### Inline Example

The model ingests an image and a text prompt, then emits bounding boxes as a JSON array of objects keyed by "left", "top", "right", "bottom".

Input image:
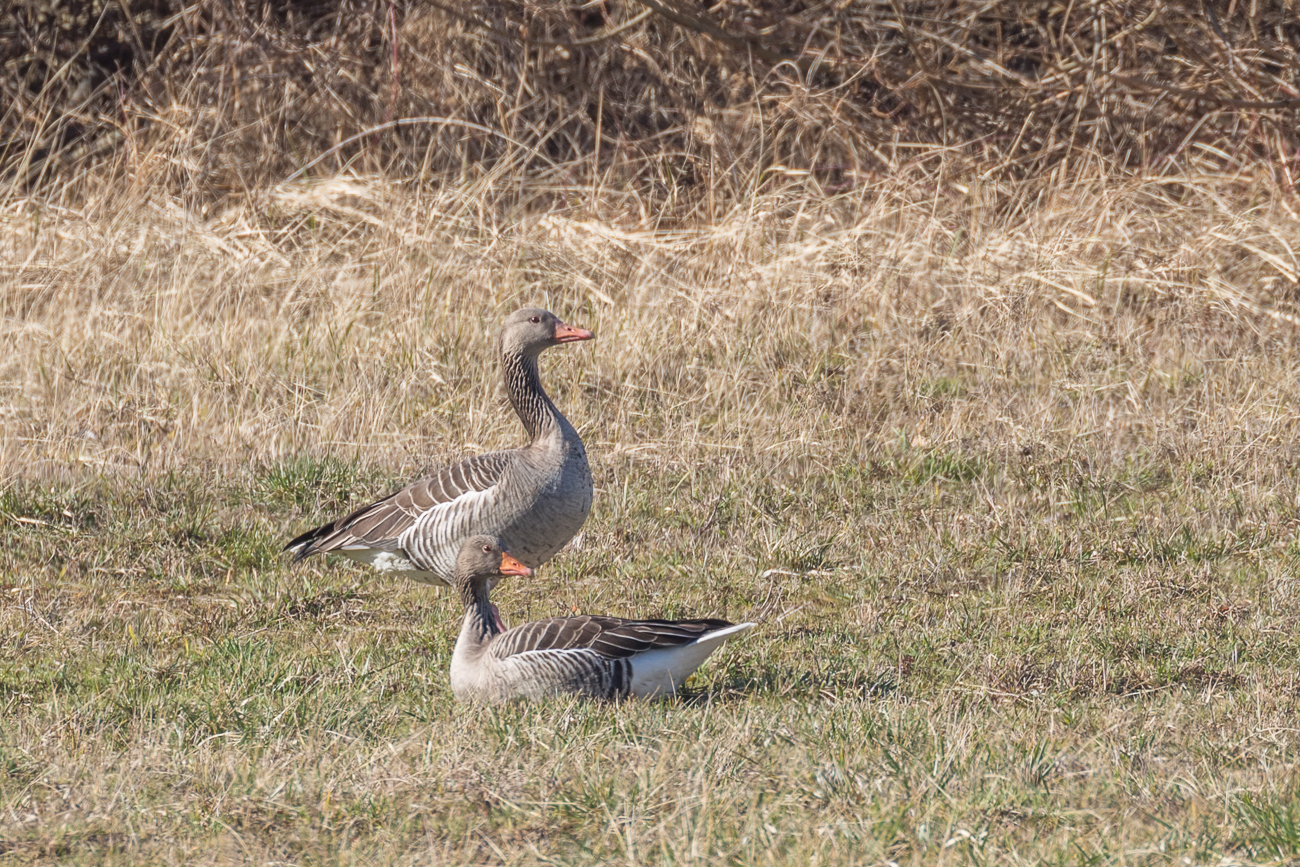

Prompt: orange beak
[
  {"left": 498, "top": 552, "right": 534, "bottom": 577},
  {"left": 553, "top": 321, "right": 595, "bottom": 343}
]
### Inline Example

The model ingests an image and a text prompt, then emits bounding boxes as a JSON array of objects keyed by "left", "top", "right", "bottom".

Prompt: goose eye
[
  {"left": 482, "top": 544, "right": 491, "bottom": 553},
  {"left": 530, "top": 316, "right": 541, "bottom": 323}
]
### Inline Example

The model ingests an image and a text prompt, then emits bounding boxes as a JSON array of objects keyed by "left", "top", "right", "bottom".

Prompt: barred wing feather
[
  {"left": 490, "top": 616, "right": 736, "bottom": 662},
  {"left": 286, "top": 451, "right": 512, "bottom": 559}
]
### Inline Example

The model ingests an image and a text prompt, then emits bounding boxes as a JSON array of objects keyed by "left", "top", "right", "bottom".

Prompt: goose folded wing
[
  {"left": 287, "top": 451, "right": 512, "bottom": 558},
  {"left": 491, "top": 616, "right": 736, "bottom": 661}
]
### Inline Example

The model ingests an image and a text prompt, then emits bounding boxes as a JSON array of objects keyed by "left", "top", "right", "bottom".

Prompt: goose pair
[{"left": 287, "top": 307, "right": 751, "bottom": 701}]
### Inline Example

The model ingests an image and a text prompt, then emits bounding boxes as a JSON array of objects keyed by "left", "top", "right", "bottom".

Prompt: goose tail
[{"left": 628, "top": 621, "right": 756, "bottom": 698}]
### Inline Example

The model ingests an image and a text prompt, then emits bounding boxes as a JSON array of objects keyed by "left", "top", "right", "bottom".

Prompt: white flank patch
[{"left": 400, "top": 486, "right": 500, "bottom": 577}]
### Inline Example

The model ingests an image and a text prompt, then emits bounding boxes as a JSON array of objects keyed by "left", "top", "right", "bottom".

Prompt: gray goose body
[
  {"left": 284, "top": 309, "right": 594, "bottom": 585},
  {"left": 448, "top": 537, "right": 755, "bottom": 703}
]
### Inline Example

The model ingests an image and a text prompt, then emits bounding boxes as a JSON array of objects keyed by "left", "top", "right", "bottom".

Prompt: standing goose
[
  {"left": 449, "top": 535, "right": 755, "bottom": 703},
  {"left": 285, "top": 308, "right": 595, "bottom": 586}
]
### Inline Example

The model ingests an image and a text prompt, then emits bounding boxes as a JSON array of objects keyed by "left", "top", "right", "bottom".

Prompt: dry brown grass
[
  {"left": 6, "top": 1, "right": 1300, "bottom": 864},
  {"left": 5, "top": 162, "right": 1300, "bottom": 479},
  {"left": 4, "top": 159, "right": 1300, "bottom": 863}
]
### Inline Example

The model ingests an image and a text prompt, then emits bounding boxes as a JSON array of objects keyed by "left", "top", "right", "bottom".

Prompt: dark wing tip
[
  {"left": 697, "top": 618, "right": 738, "bottom": 632},
  {"left": 635, "top": 617, "right": 737, "bottom": 632},
  {"left": 284, "top": 522, "right": 334, "bottom": 561}
]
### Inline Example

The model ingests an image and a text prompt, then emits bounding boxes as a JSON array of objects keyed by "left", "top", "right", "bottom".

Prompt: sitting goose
[
  {"left": 285, "top": 308, "right": 595, "bottom": 586},
  {"left": 449, "top": 535, "right": 755, "bottom": 703}
]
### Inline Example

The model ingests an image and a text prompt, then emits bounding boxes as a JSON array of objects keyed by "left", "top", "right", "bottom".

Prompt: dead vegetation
[{"left": 4, "top": 0, "right": 1299, "bottom": 201}]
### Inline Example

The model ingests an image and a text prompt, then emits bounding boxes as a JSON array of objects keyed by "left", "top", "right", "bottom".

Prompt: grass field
[{"left": 4, "top": 161, "right": 1300, "bottom": 865}]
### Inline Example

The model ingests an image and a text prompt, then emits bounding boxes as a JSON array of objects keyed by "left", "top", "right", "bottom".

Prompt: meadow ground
[{"left": 4, "top": 162, "right": 1300, "bottom": 865}]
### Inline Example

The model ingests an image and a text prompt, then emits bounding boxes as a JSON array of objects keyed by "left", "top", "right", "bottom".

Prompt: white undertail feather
[
  {"left": 628, "top": 622, "right": 756, "bottom": 698},
  {"left": 337, "top": 547, "right": 437, "bottom": 581}
]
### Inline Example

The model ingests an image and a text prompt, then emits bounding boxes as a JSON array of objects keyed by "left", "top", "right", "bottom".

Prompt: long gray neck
[
  {"left": 457, "top": 579, "right": 499, "bottom": 645},
  {"left": 502, "top": 349, "right": 560, "bottom": 441}
]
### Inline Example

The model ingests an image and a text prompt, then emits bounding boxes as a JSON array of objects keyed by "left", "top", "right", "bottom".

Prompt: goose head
[
  {"left": 499, "top": 308, "right": 594, "bottom": 357},
  {"left": 455, "top": 535, "right": 534, "bottom": 589}
]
